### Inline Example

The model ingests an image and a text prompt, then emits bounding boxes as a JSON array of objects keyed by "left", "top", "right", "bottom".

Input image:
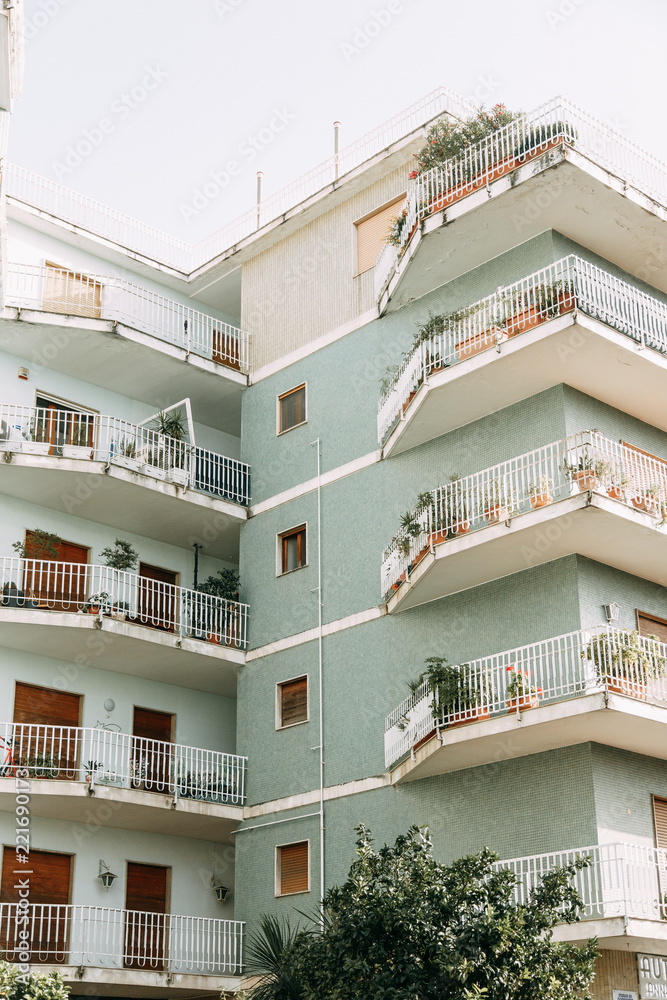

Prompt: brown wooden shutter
[
  {"left": 279, "top": 842, "right": 309, "bottom": 895},
  {"left": 281, "top": 678, "right": 308, "bottom": 727},
  {"left": 44, "top": 261, "right": 102, "bottom": 319},
  {"left": 638, "top": 612, "right": 667, "bottom": 645},
  {"left": 1, "top": 847, "right": 71, "bottom": 905},
  {"left": 13, "top": 683, "right": 81, "bottom": 727},
  {"left": 355, "top": 195, "right": 406, "bottom": 275},
  {"left": 654, "top": 798, "right": 667, "bottom": 849}
]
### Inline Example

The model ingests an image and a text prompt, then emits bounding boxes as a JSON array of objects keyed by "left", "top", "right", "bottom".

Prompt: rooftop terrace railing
[
  {"left": 496, "top": 841, "right": 667, "bottom": 925},
  {"left": 3, "top": 87, "right": 473, "bottom": 272},
  {"left": 0, "top": 903, "right": 244, "bottom": 974},
  {"left": 374, "top": 96, "right": 667, "bottom": 300},
  {"left": 0, "top": 556, "right": 248, "bottom": 649},
  {"left": 377, "top": 254, "right": 667, "bottom": 443},
  {"left": 0, "top": 404, "right": 250, "bottom": 505},
  {"left": 385, "top": 625, "right": 667, "bottom": 768},
  {"left": 0, "top": 721, "right": 246, "bottom": 804},
  {"left": 3, "top": 261, "right": 250, "bottom": 373},
  {"left": 381, "top": 430, "right": 667, "bottom": 598}
]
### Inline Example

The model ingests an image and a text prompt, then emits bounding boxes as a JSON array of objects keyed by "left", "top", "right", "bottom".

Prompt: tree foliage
[
  {"left": 246, "top": 826, "right": 598, "bottom": 1000},
  {"left": 0, "top": 961, "right": 70, "bottom": 1000}
]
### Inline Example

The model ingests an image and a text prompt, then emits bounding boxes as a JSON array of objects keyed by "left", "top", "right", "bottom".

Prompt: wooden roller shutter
[
  {"left": 355, "top": 195, "right": 406, "bottom": 275},
  {"left": 13, "top": 683, "right": 81, "bottom": 727},
  {"left": 124, "top": 862, "right": 170, "bottom": 971},
  {"left": 278, "top": 842, "right": 309, "bottom": 895},
  {"left": 0, "top": 847, "right": 72, "bottom": 964},
  {"left": 638, "top": 611, "right": 667, "bottom": 645},
  {"left": 44, "top": 261, "right": 102, "bottom": 319},
  {"left": 280, "top": 677, "right": 308, "bottom": 727},
  {"left": 655, "top": 798, "right": 667, "bottom": 850}
]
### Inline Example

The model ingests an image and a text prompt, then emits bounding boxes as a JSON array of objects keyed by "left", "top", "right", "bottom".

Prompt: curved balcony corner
[
  {"left": 385, "top": 625, "right": 667, "bottom": 779},
  {"left": 382, "top": 431, "right": 667, "bottom": 612}
]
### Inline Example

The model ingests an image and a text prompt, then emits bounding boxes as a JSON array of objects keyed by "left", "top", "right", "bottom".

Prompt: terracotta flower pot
[
  {"left": 632, "top": 496, "right": 659, "bottom": 515},
  {"left": 573, "top": 470, "right": 598, "bottom": 492},
  {"left": 449, "top": 707, "right": 491, "bottom": 727},
  {"left": 411, "top": 547, "right": 429, "bottom": 570},
  {"left": 530, "top": 494, "right": 552, "bottom": 509},
  {"left": 606, "top": 676, "right": 647, "bottom": 701},
  {"left": 452, "top": 521, "right": 471, "bottom": 536},
  {"left": 506, "top": 306, "right": 541, "bottom": 338},
  {"left": 455, "top": 327, "right": 506, "bottom": 360},
  {"left": 607, "top": 486, "right": 626, "bottom": 501},
  {"left": 413, "top": 729, "right": 437, "bottom": 752},
  {"left": 507, "top": 694, "right": 540, "bottom": 714},
  {"left": 484, "top": 506, "right": 509, "bottom": 524},
  {"left": 87, "top": 606, "right": 99, "bottom": 615},
  {"left": 431, "top": 529, "right": 448, "bottom": 546}
]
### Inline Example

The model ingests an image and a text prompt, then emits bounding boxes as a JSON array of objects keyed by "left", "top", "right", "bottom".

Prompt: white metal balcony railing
[
  {"left": 3, "top": 262, "right": 250, "bottom": 374},
  {"left": 0, "top": 557, "right": 248, "bottom": 649},
  {"left": 496, "top": 841, "right": 667, "bottom": 925},
  {"left": 0, "top": 903, "right": 243, "bottom": 974},
  {"left": 377, "top": 254, "right": 667, "bottom": 443},
  {"left": 0, "top": 722, "right": 246, "bottom": 804},
  {"left": 0, "top": 404, "right": 250, "bottom": 506},
  {"left": 3, "top": 87, "right": 474, "bottom": 273},
  {"left": 381, "top": 430, "right": 667, "bottom": 597},
  {"left": 374, "top": 96, "right": 667, "bottom": 301},
  {"left": 385, "top": 625, "right": 667, "bottom": 768}
]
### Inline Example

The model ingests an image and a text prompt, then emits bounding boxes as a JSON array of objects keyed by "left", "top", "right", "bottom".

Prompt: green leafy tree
[
  {"left": 0, "top": 961, "right": 70, "bottom": 1000},
  {"left": 247, "top": 826, "right": 598, "bottom": 1000},
  {"left": 99, "top": 538, "right": 139, "bottom": 570}
]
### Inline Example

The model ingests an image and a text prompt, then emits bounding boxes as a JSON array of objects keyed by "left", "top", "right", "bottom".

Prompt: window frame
[
  {"left": 276, "top": 674, "right": 309, "bottom": 730},
  {"left": 636, "top": 609, "right": 667, "bottom": 643},
  {"left": 277, "top": 523, "right": 308, "bottom": 576},
  {"left": 275, "top": 839, "right": 310, "bottom": 897},
  {"left": 353, "top": 193, "right": 407, "bottom": 277},
  {"left": 276, "top": 383, "right": 307, "bottom": 436}
]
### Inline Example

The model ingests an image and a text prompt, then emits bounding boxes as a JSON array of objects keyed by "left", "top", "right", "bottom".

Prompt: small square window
[
  {"left": 277, "top": 676, "right": 308, "bottom": 728},
  {"left": 276, "top": 841, "right": 309, "bottom": 896},
  {"left": 278, "top": 384, "right": 306, "bottom": 434},
  {"left": 279, "top": 525, "right": 307, "bottom": 575}
]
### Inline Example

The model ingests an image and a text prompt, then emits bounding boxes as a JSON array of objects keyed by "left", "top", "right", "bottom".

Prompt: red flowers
[{"left": 408, "top": 170, "right": 418, "bottom": 179}]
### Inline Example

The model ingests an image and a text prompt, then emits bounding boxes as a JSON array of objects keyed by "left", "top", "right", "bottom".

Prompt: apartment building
[{"left": 2, "top": 9, "right": 667, "bottom": 999}]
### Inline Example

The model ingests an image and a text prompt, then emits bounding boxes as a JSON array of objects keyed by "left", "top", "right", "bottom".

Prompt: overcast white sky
[{"left": 9, "top": 0, "right": 667, "bottom": 243}]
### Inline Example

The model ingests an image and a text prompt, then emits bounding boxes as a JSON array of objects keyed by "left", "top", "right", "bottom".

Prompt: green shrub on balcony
[{"left": 410, "top": 104, "right": 519, "bottom": 177}]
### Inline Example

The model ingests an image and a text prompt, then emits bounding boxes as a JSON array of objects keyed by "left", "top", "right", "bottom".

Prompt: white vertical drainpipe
[
  {"left": 256, "top": 171, "right": 263, "bottom": 230},
  {"left": 333, "top": 122, "right": 341, "bottom": 182},
  {"left": 311, "top": 437, "right": 325, "bottom": 924}
]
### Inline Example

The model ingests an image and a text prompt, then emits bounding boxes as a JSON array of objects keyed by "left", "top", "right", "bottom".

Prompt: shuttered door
[
  {"left": 638, "top": 612, "right": 667, "bottom": 645},
  {"left": 280, "top": 678, "right": 307, "bottom": 727},
  {"left": 44, "top": 261, "right": 102, "bottom": 319},
  {"left": 653, "top": 798, "right": 667, "bottom": 913},
  {"left": 12, "top": 683, "right": 81, "bottom": 779},
  {"left": 138, "top": 563, "right": 177, "bottom": 632},
  {"left": 124, "top": 862, "right": 169, "bottom": 970},
  {"left": 0, "top": 847, "right": 71, "bottom": 963},
  {"left": 355, "top": 195, "right": 406, "bottom": 275},
  {"left": 132, "top": 708, "right": 173, "bottom": 792},
  {"left": 23, "top": 535, "right": 88, "bottom": 610},
  {"left": 278, "top": 842, "right": 309, "bottom": 895}
]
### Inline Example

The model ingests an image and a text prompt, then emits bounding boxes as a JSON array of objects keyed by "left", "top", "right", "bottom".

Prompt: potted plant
[
  {"left": 446, "top": 477, "right": 472, "bottom": 535},
  {"left": 195, "top": 569, "right": 241, "bottom": 644},
  {"left": 84, "top": 759, "right": 104, "bottom": 783},
  {"left": 631, "top": 484, "right": 661, "bottom": 516},
  {"left": 22, "top": 416, "right": 50, "bottom": 456},
  {"left": 81, "top": 591, "right": 111, "bottom": 616},
  {"left": 582, "top": 629, "right": 666, "bottom": 699},
  {"left": 607, "top": 465, "right": 630, "bottom": 501},
  {"left": 1, "top": 581, "right": 27, "bottom": 608},
  {"left": 563, "top": 453, "right": 607, "bottom": 492},
  {"left": 25, "top": 752, "right": 59, "bottom": 778},
  {"left": 528, "top": 476, "right": 553, "bottom": 508},
  {"left": 111, "top": 437, "right": 141, "bottom": 472},
  {"left": 152, "top": 409, "right": 190, "bottom": 486},
  {"left": 483, "top": 479, "right": 514, "bottom": 524},
  {"left": 12, "top": 529, "right": 61, "bottom": 561},
  {"left": 62, "top": 419, "right": 94, "bottom": 460},
  {"left": 505, "top": 666, "right": 542, "bottom": 714},
  {"left": 414, "top": 656, "right": 491, "bottom": 736},
  {"left": 512, "top": 119, "right": 577, "bottom": 160}
]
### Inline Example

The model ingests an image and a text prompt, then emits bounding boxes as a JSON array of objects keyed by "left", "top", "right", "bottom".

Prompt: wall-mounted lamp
[
  {"left": 103, "top": 698, "right": 115, "bottom": 715},
  {"left": 98, "top": 860, "right": 118, "bottom": 891},
  {"left": 210, "top": 876, "right": 229, "bottom": 903},
  {"left": 603, "top": 602, "right": 621, "bottom": 623}
]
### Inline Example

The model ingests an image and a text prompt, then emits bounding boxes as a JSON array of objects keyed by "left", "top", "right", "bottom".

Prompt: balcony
[
  {"left": 497, "top": 842, "right": 667, "bottom": 954},
  {"left": 0, "top": 558, "right": 248, "bottom": 695},
  {"left": 375, "top": 98, "right": 667, "bottom": 313},
  {"left": 1, "top": 263, "right": 249, "bottom": 432},
  {"left": 0, "top": 723, "right": 245, "bottom": 838},
  {"left": 378, "top": 255, "right": 667, "bottom": 457},
  {"left": 386, "top": 625, "right": 667, "bottom": 779},
  {"left": 0, "top": 404, "right": 248, "bottom": 558},
  {"left": 382, "top": 431, "right": 667, "bottom": 612},
  {"left": 0, "top": 904, "right": 243, "bottom": 994}
]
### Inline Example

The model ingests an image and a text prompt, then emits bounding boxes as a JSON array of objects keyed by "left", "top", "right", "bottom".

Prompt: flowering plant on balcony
[
  {"left": 505, "top": 667, "right": 542, "bottom": 701},
  {"left": 583, "top": 630, "right": 667, "bottom": 682},
  {"left": 408, "top": 656, "right": 491, "bottom": 724},
  {"left": 385, "top": 207, "right": 409, "bottom": 247},
  {"left": 410, "top": 104, "right": 520, "bottom": 177}
]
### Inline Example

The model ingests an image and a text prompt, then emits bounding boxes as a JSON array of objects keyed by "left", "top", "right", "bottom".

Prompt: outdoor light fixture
[
  {"left": 103, "top": 698, "right": 115, "bottom": 714},
  {"left": 603, "top": 602, "right": 621, "bottom": 623},
  {"left": 210, "top": 876, "right": 229, "bottom": 902},
  {"left": 98, "top": 861, "right": 118, "bottom": 890}
]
